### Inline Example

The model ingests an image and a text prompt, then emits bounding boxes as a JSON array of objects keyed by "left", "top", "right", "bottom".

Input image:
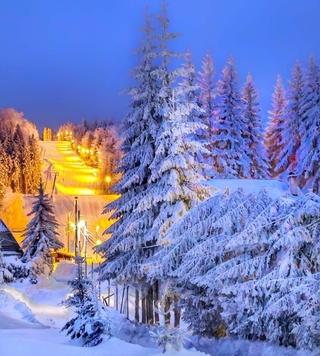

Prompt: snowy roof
[
  {"left": 0, "top": 219, "right": 23, "bottom": 256},
  {"left": 207, "top": 179, "right": 288, "bottom": 199},
  {"left": 0, "top": 219, "right": 10, "bottom": 233}
]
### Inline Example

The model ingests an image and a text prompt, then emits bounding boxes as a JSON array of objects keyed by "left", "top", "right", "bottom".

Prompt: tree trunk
[
  {"left": 153, "top": 281, "right": 160, "bottom": 324},
  {"left": 135, "top": 289, "right": 140, "bottom": 323},
  {"left": 173, "top": 294, "right": 181, "bottom": 327},
  {"left": 148, "top": 287, "right": 154, "bottom": 324},
  {"left": 126, "top": 286, "right": 129, "bottom": 319},
  {"left": 164, "top": 295, "right": 171, "bottom": 326},
  {"left": 115, "top": 285, "right": 119, "bottom": 311},
  {"left": 141, "top": 292, "right": 147, "bottom": 324}
]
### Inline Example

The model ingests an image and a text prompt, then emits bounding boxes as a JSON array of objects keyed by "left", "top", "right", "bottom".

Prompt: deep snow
[{"left": 0, "top": 262, "right": 314, "bottom": 356}]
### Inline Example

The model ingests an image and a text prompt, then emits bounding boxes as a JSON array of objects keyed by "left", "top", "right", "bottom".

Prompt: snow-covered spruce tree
[
  {"left": 198, "top": 53, "right": 215, "bottom": 169},
  {"left": 11, "top": 125, "right": 24, "bottom": 192},
  {"left": 296, "top": 58, "right": 320, "bottom": 193},
  {"left": 218, "top": 193, "right": 320, "bottom": 350},
  {"left": 0, "top": 143, "right": 10, "bottom": 193},
  {"left": 172, "top": 189, "right": 273, "bottom": 337},
  {"left": 241, "top": 74, "right": 269, "bottom": 178},
  {"left": 27, "top": 135, "right": 41, "bottom": 193},
  {"left": 62, "top": 260, "right": 108, "bottom": 347},
  {"left": 211, "top": 60, "right": 250, "bottom": 178},
  {"left": 275, "top": 63, "right": 304, "bottom": 176},
  {"left": 139, "top": 9, "right": 209, "bottom": 274},
  {"left": 97, "top": 14, "right": 160, "bottom": 286},
  {"left": 265, "top": 76, "right": 287, "bottom": 177},
  {"left": 22, "top": 182, "right": 63, "bottom": 277}
]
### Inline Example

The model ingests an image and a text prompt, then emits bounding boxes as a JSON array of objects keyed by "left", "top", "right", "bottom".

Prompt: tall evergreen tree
[
  {"left": 28, "top": 135, "right": 42, "bottom": 193},
  {"left": 97, "top": 14, "right": 160, "bottom": 284},
  {"left": 211, "top": 59, "right": 250, "bottom": 178},
  {"left": 276, "top": 63, "right": 304, "bottom": 175},
  {"left": 0, "top": 142, "right": 10, "bottom": 191},
  {"left": 22, "top": 182, "right": 63, "bottom": 276},
  {"left": 198, "top": 53, "right": 215, "bottom": 165},
  {"left": 241, "top": 74, "right": 269, "bottom": 178},
  {"left": 265, "top": 76, "right": 287, "bottom": 177},
  {"left": 141, "top": 48, "right": 209, "bottom": 249},
  {"left": 296, "top": 58, "right": 320, "bottom": 193}
]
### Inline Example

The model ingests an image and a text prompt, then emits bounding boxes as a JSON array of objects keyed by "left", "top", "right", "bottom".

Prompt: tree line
[{"left": 0, "top": 108, "right": 41, "bottom": 197}]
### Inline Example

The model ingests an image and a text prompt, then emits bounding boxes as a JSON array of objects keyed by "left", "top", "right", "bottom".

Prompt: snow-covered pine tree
[
  {"left": 198, "top": 53, "right": 215, "bottom": 168},
  {"left": 172, "top": 189, "right": 273, "bottom": 336},
  {"left": 219, "top": 193, "right": 320, "bottom": 350},
  {"left": 296, "top": 57, "right": 320, "bottom": 193},
  {"left": 27, "top": 135, "right": 41, "bottom": 193},
  {"left": 276, "top": 63, "right": 304, "bottom": 176},
  {"left": 97, "top": 14, "right": 160, "bottom": 285},
  {"left": 22, "top": 182, "right": 63, "bottom": 277},
  {"left": 11, "top": 125, "right": 24, "bottom": 192},
  {"left": 211, "top": 59, "right": 250, "bottom": 178},
  {"left": 62, "top": 260, "right": 108, "bottom": 347},
  {"left": 0, "top": 143, "right": 10, "bottom": 194},
  {"left": 241, "top": 74, "right": 269, "bottom": 178},
  {"left": 139, "top": 10, "right": 209, "bottom": 271},
  {"left": 265, "top": 76, "right": 287, "bottom": 177}
]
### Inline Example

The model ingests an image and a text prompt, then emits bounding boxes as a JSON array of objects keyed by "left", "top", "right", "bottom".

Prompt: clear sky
[{"left": 0, "top": 0, "right": 319, "bottom": 130}]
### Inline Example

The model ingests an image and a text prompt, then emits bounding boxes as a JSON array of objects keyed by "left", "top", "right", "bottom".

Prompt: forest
[{"left": 0, "top": 2, "right": 320, "bottom": 356}]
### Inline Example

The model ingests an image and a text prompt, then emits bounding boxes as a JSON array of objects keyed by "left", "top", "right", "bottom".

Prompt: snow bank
[
  {"left": 208, "top": 178, "right": 288, "bottom": 199},
  {"left": 187, "top": 336, "right": 313, "bottom": 356},
  {"left": 0, "top": 289, "right": 40, "bottom": 328}
]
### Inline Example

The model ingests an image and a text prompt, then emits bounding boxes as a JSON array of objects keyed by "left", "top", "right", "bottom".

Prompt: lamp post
[{"left": 74, "top": 197, "right": 78, "bottom": 257}]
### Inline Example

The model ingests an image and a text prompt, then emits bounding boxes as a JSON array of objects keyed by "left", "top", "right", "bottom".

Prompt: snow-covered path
[{"left": 0, "top": 263, "right": 202, "bottom": 356}]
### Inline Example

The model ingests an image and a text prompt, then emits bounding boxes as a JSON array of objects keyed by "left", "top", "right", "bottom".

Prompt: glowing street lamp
[{"left": 105, "top": 175, "right": 112, "bottom": 184}]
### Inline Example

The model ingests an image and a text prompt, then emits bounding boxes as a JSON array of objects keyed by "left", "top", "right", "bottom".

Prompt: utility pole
[
  {"left": 66, "top": 212, "right": 70, "bottom": 253},
  {"left": 74, "top": 197, "right": 78, "bottom": 257}
]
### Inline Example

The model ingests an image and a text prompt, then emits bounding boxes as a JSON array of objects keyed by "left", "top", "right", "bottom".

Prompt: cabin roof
[{"left": 0, "top": 219, "right": 23, "bottom": 256}]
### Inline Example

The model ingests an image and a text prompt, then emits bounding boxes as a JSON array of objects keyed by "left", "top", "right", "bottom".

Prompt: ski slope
[{"left": 37, "top": 140, "right": 118, "bottom": 253}]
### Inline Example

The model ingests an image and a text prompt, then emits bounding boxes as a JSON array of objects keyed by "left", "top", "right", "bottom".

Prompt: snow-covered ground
[{"left": 0, "top": 262, "right": 313, "bottom": 356}]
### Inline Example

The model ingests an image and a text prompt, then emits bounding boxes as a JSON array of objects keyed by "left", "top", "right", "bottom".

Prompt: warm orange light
[{"left": 105, "top": 176, "right": 112, "bottom": 184}]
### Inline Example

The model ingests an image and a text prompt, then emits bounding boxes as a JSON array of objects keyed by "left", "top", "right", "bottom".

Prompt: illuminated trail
[
  {"left": 37, "top": 140, "right": 118, "bottom": 255},
  {"left": 41, "top": 141, "right": 100, "bottom": 196}
]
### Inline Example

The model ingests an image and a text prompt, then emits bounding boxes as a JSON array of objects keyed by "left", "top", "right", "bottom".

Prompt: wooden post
[
  {"left": 153, "top": 281, "right": 160, "bottom": 324},
  {"left": 135, "top": 289, "right": 140, "bottom": 323}
]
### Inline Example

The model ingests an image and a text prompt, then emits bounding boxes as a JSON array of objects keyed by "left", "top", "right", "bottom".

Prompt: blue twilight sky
[{"left": 0, "top": 0, "right": 319, "bottom": 130}]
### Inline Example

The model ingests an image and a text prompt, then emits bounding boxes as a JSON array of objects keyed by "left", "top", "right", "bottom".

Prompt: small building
[{"left": 0, "top": 219, "right": 23, "bottom": 257}]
